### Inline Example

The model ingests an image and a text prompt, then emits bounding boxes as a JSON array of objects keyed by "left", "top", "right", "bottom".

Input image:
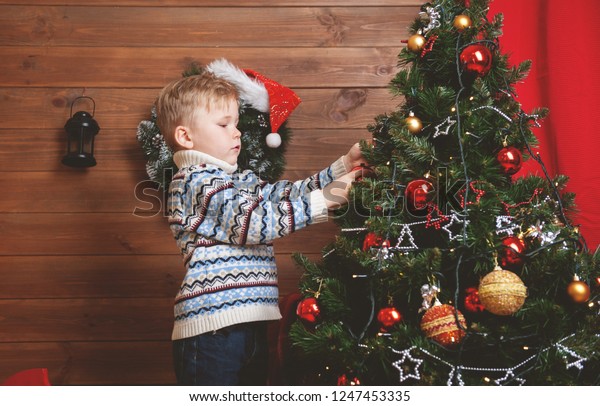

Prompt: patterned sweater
[{"left": 167, "top": 150, "right": 347, "bottom": 340}]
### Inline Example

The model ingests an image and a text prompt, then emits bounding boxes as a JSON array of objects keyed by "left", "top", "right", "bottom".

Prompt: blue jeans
[{"left": 172, "top": 322, "right": 268, "bottom": 385}]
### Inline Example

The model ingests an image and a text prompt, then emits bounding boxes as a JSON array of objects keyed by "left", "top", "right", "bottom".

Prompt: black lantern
[{"left": 62, "top": 96, "right": 100, "bottom": 167}]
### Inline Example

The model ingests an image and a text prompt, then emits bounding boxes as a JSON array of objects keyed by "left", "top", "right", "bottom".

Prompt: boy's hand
[
  {"left": 343, "top": 142, "right": 370, "bottom": 172},
  {"left": 325, "top": 141, "right": 373, "bottom": 211}
]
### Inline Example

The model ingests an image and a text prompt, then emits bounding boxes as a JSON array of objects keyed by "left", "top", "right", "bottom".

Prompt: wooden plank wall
[{"left": 0, "top": 0, "right": 418, "bottom": 385}]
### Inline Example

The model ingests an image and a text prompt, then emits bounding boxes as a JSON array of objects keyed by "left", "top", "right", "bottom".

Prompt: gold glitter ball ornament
[
  {"left": 407, "top": 34, "right": 426, "bottom": 53},
  {"left": 478, "top": 268, "right": 527, "bottom": 316},
  {"left": 420, "top": 304, "right": 467, "bottom": 348}
]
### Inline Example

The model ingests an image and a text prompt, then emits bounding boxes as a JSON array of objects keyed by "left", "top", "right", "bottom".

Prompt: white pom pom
[{"left": 266, "top": 132, "right": 282, "bottom": 148}]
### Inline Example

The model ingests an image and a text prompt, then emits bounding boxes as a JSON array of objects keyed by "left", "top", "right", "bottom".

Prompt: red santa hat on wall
[{"left": 206, "top": 58, "right": 301, "bottom": 148}]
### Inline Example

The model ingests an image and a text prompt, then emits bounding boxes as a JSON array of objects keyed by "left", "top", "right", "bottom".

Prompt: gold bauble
[
  {"left": 478, "top": 268, "right": 527, "bottom": 316},
  {"left": 407, "top": 34, "right": 426, "bottom": 53},
  {"left": 405, "top": 115, "right": 423, "bottom": 133},
  {"left": 567, "top": 280, "right": 591, "bottom": 303},
  {"left": 453, "top": 15, "right": 472, "bottom": 31}
]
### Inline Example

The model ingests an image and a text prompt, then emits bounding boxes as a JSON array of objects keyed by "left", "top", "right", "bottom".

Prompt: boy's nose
[{"left": 233, "top": 128, "right": 241, "bottom": 138}]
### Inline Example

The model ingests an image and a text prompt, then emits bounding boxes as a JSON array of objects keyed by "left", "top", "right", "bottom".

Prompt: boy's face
[{"left": 185, "top": 99, "right": 241, "bottom": 165}]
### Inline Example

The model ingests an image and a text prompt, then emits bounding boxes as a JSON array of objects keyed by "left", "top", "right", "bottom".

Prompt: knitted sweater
[{"left": 167, "top": 150, "right": 347, "bottom": 340}]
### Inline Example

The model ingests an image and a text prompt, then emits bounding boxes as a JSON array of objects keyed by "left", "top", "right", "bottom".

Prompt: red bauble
[
  {"left": 500, "top": 236, "right": 526, "bottom": 268},
  {"left": 296, "top": 297, "right": 321, "bottom": 324},
  {"left": 377, "top": 306, "right": 403, "bottom": 329},
  {"left": 351, "top": 165, "right": 376, "bottom": 182},
  {"left": 405, "top": 179, "right": 435, "bottom": 214},
  {"left": 464, "top": 287, "right": 485, "bottom": 313},
  {"left": 497, "top": 146, "right": 523, "bottom": 175},
  {"left": 420, "top": 304, "right": 466, "bottom": 348},
  {"left": 362, "top": 232, "right": 382, "bottom": 251},
  {"left": 459, "top": 44, "right": 493, "bottom": 76}
]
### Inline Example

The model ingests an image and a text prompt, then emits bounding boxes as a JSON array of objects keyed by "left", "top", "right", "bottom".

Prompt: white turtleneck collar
[{"left": 173, "top": 150, "right": 238, "bottom": 174}]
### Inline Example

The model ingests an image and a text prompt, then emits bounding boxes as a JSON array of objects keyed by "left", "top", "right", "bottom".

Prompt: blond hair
[{"left": 155, "top": 72, "right": 239, "bottom": 150}]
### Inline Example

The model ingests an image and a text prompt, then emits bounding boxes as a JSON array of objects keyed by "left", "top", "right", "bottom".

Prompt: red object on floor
[{"left": 2, "top": 368, "right": 51, "bottom": 386}]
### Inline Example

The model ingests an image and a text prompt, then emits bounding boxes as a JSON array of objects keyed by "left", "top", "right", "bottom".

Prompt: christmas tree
[{"left": 289, "top": 0, "right": 599, "bottom": 386}]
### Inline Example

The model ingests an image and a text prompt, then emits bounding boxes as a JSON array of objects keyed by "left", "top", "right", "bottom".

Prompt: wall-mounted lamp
[{"left": 62, "top": 96, "right": 100, "bottom": 168}]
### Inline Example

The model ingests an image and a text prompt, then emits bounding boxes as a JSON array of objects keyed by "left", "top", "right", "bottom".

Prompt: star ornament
[
  {"left": 391, "top": 347, "right": 423, "bottom": 383},
  {"left": 442, "top": 212, "right": 469, "bottom": 241},
  {"left": 447, "top": 366, "right": 465, "bottom": 386},
  {"left": 494, "top": 369, "right": 525, "bottom": 386},
  {"left": 433, "top": 117, "right": 457, "bottom": 138},
  {"left": 556, "top": 343, "right": 588, "bottom": 371},
  {"left": 458, "top": 181, "right": 486, "bottom": 207}
]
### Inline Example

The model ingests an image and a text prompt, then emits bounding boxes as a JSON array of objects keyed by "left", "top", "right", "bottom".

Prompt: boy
[{"left": 156, "top": 68, "right": 367, "bottom": 385}]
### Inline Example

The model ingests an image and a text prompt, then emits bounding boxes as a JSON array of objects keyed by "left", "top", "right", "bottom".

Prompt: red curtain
[{"left": 488, "top": 0, "right": 600, "bottom": 250}]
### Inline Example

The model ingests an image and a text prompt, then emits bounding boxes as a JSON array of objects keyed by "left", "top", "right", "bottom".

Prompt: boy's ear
[{"left": 174, "top": 125, "right": 193, "bottom": 149}]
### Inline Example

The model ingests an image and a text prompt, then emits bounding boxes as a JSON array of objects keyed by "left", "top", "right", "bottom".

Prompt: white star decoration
[
  {"left": 389, "top": 335, "right": 591, "bottom": 386},
  {"left": 391, "top": 347, "right": 423, "bottom": 383},
  {"left": 495, "top": 370, "right": 525, "bottom": 386},
  {"left": 556, "top": 343, "right": 588, "bottom": 370},
  {"left": 433, "top": 117, "right": 456, "bottom": 138},
  {"left": 442, "top": 212, "right": 469, "bottom": 241},
  {"left": 447, "top": 366, "right": 465, "bottom": 386}
]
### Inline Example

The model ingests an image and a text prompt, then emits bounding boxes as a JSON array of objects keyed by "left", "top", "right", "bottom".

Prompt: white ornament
[
  {"left": 496, "top": 215, "right": 520, "bottom": 236},
  {"left": 391, "top": 347, "right": 423, "bottom": 383},
  {"left": 433, "top": 116, "right": 456, "bottom": 138},
  {"left": 378, "top": 246, "right": 392, "bottom": 261},
  {"left": 494, "top": 369, "right": 526, "bottom": 386},
  {"left": 447, "top": 367, "right": 465, "bottom": 386},
  {"left": 419, "top": 5, "right": 442, "bottom": 34},
  {"left": 442, "top": 212, "right": 469, "bottom": 241},
  {"left": 526, "top": 220, "right": 545, "bottom": 239},
  {"left": 266, "top": 132, "right": 282, "bottom": 148},
  {"left": 540, "top": 230, "right": 560, "bottom": 246},
  {"left": 394, "top": 224, "right": 418, "bottom": 251},
  {"left": 420, "top": 284, "right": 441, "bottom": 312},
  {"left": 556, "top": 343, "right": 588, "bottom": 371}
]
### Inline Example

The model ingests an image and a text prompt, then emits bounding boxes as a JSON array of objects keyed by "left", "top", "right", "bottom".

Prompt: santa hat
[{"left": 206, "top": 58, "right": 301, "bottom": 148}]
